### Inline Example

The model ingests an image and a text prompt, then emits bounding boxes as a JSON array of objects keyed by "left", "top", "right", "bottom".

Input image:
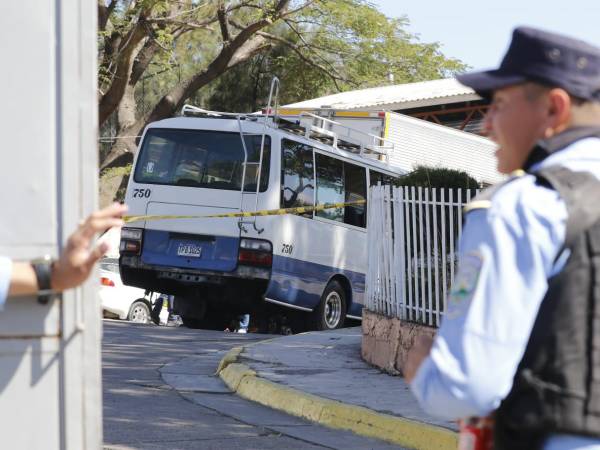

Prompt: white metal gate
[{"left": 366, "top": 184, "right": 477, "bottom": 327}]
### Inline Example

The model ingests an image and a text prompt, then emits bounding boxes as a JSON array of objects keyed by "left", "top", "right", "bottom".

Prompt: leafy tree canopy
[
  {"left": 97, "top": 0, "right": 467, "bottom": 205},
  {"left": 203, "top": 1, "right": 466, "bottom": 112},
  {"left": 398, "top": 165, "right": 480, "bottom": 190}
]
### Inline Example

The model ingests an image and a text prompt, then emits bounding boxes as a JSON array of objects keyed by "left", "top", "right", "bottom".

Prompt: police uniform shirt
[{"left": 410, "top": 134, "right": 600, "bottom": 450}]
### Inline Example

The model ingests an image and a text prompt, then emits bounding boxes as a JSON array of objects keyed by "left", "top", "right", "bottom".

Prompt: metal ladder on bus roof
[
  {"left": 298, "top": 112, "right": 395, "bottom": 162},
  {"left": 236, "top": 77, "right": 280, "bottom": 234},
  {"left": 179, "top": 86, "right": 278, "bottom": 235}
]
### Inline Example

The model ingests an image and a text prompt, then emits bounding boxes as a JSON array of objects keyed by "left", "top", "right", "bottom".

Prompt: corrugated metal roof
[{"left": 283, "top": 78, "right": 481, "bottom": 111}]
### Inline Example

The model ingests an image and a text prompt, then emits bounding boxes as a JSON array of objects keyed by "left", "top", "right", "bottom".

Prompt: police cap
[{"left": 457, "top": 26, "right": 600, "bottom": 100}]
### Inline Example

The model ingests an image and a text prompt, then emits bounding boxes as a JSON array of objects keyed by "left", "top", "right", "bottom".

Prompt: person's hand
[
  {"left": 404, "top": 334, "right": 435, "bottom": 383},
  {"left": 50, "top": 203, "right": 127, "bottom": 291}
]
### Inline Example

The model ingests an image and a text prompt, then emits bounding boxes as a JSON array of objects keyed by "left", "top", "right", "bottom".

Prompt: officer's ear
[{"left": 545, "top": 88, "right": 571, "bottom": 133}]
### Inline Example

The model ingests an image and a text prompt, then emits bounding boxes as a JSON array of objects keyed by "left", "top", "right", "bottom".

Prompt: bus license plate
[{"left": 177, "top": 242, "right": 202, "bottom": 258}]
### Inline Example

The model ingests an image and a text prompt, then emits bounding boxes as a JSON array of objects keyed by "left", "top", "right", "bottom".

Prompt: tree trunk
[
  {"left": 99, "top": 0, "right": 292, "bottom": 178},
  {"left": 100, "top": 34, "right": 270, "bottom": 171}
]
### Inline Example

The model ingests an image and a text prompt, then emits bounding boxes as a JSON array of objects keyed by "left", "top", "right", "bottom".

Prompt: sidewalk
[{"left": 217, "top": 327, "right": 458, "bottom": 450}]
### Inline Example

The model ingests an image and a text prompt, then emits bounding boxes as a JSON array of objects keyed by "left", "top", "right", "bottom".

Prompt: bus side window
[
  {"left": 344, "top": 163, "right": 366, "bottom": 228},
  {"left": 281, "top": 139, "right": 314, "bottom": 217},
  {"left": 315, "top": 153, "right": 344, "bottom": 223}
]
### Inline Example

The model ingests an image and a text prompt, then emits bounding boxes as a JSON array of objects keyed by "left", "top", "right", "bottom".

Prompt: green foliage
[
  {"left": 100, "top": 163, "right": 133, "bottom": 180},
  {"left": 398, "top": 165, "right": 480, "bottom": 189},
  {"left": 99, "top": 0, "right": 469, "bottom": 169},
  {"left": 202, "top": 0, "right": 467, "bottom": 112}
]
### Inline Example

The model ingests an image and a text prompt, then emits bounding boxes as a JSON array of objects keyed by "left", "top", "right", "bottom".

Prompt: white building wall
[
  {"left": 0, "top": 2, "right": 101, "bottom": 449},
  {"left": 386, "top": 112, "right": 502, "bottom": 185}
]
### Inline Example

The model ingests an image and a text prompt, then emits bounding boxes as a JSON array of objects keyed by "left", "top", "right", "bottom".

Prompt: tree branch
[
  {"left": 256, "top": 30, "right": 346, "bottom": 90},
  {"left": 217, "top": 3, "right": 230, "bottom": 42},
  {"left": 100, "top": 0, "right": 296, "bottom": 167},
  {"left": 98, "top": 7, "right": 153, "bottom": 126},
  {"left": 279, "top": 0, "right": 317, "bottom": 19},
  {"left": 98, "top": 0, "right": 117, "bottom": 33}
]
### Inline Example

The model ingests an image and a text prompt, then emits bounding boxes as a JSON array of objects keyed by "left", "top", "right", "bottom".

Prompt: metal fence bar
[
  {"left": 376, "top": 186, "right": 384, "bottom": 315},
  {"left": 405, "top": 186, "right": 414, "bottom": 321},
  {"left": 393, "top": 187, "right": 406, "bottom": 319},
  {"left": 411, "top": 186, "right": 419, "bottom": 320},
  {"left": 425, "top": 188, "right": 433, "bottom": 326},
  {"left": 365, "top": 186, "right": 374, "bottom": 311},
  {"left": 382, "top": 185, "right": 392, "bottom": 316},
  {"left": 432, "top": 188, "right": 440, "bottom": 326},
  {"left": 457, "top": 188, "right": 463, "bottom": 244},
  {"left": 449, "top": 188, "right": 455, "bottom": 284},
  {"left": 418, "top": 187, "right": 426, "bottom": 322},
  {"left": 376, "top": 186, "right": 384, "bottom": 312},
  {"left": 441, "top": 188, "right": 448, "bottom": 317}
]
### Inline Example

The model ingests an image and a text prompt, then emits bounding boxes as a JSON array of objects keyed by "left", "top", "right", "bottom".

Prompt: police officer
[{"left": 404, "top": 27, "right": 600, "bottom": 449}]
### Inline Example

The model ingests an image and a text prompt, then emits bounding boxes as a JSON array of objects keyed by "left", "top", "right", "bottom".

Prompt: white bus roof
[{"left": 146, "top": 116, "right": 405, "bottom": 177}]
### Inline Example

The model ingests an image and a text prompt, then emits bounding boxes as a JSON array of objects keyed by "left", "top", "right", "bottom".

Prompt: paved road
[{"left": 102, "top": 320, "right": 403, "bottom": 450}]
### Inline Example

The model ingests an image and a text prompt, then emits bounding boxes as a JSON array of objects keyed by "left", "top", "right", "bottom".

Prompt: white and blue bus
[{"left": 119, "top": 107, "right": 403, "bottom": 330}]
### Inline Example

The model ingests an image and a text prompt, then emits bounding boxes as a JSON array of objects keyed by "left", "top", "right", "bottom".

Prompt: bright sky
[{"left": 370, "top": 0, "right": 600, "bottom": 70}]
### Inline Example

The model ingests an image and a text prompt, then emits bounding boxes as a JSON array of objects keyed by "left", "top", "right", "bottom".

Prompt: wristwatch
[{"left": 31, "top": 255, "right": 55, "bottom": 304}]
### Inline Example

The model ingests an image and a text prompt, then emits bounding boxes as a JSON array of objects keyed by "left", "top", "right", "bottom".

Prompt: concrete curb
[{"left": 217, "top": 347, "right": 458, "bottom": 450}]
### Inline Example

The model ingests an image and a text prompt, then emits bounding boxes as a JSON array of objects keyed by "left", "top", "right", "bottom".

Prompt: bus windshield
[{"left": 134, "top": 128, "right": 270, "bottom": 192}]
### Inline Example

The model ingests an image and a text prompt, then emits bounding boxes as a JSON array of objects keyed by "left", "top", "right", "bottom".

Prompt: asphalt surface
[{"left": 102, "top": 320, "right": 404, "bottom": 450}]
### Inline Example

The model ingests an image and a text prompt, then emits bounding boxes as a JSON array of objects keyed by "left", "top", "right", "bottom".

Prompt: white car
[
  {"left": 99, "top": 257, "right": 156, "bottom": 323},
  {"left": 98, "top": 227, "right": 157, "bottom": 323}
]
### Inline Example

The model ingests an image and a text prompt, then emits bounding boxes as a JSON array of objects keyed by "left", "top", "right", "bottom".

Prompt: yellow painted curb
[
  {"left": 217, "top": 348, "right": 458, "bottom": 450},
  {"left": 215, "top": 346, "right": 243, "bottom": 375}
]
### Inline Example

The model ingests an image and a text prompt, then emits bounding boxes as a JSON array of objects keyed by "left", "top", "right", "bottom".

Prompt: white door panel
[{"left": 145, "top": 201, "right": 240, "bottom": 237}]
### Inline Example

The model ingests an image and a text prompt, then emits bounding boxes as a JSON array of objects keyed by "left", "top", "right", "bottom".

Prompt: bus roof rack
[
  {"left": 181, "top": 104, "right": 264, "bottom": 121},
  {"left": 179, "top": 104, "right": 394, "bottom": 163},
  {"left": 297, "top": 112, "right": 394, "bottom": 162}
]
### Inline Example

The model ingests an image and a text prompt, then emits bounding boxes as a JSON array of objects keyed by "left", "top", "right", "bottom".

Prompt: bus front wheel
[{"left": 309, "top": 280, "right": 346, "bottom": 331}]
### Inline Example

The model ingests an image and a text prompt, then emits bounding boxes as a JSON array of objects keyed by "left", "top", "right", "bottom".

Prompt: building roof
[{"left": 283, "top": 78, "right": 481, "bottom": 111}]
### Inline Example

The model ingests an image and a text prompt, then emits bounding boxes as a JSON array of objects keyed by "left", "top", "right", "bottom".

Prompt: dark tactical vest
[{"left": 485, "top": 166, "right": 600, "bottom": 449}]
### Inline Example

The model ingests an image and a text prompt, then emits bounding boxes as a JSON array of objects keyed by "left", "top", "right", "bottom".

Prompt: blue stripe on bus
[{"left": 265, "top": 254, "right": 365, "bottom": 315}]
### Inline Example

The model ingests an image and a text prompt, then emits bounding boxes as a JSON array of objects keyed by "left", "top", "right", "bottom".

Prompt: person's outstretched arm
[{"left": 5, "top": 203, "right": 127, "bottom": 299}]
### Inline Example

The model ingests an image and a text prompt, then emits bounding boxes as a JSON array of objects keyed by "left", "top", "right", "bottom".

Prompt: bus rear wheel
[{"left": 309, "top": 280, "right": 346, "bottom": 331}]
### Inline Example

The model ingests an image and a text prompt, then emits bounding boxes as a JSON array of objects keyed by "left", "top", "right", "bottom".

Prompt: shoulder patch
[{"left": 446, "top": 252, "right": 483, "bottom": 319}]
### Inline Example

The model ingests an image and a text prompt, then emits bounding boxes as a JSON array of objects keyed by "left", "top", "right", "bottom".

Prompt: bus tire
[{"left": 309, "top": 280, "right": 346, "bottom": 331}]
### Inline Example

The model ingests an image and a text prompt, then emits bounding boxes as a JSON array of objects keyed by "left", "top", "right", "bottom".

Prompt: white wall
[
  {"left": 386, "top": 112, "right": 502, "bottom": 185},
  {"left": 0, "top": 2, "right": 101, "bottom": 449}
]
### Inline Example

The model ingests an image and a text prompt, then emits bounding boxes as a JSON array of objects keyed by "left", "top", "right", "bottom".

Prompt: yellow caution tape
[{"left": 123, "top": 199, "right": 366, "bottom": 223}]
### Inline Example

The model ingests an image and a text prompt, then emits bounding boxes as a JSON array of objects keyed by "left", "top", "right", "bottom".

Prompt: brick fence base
[{"left": 361, "top": 309, "right": 436, "bottom": 376}]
